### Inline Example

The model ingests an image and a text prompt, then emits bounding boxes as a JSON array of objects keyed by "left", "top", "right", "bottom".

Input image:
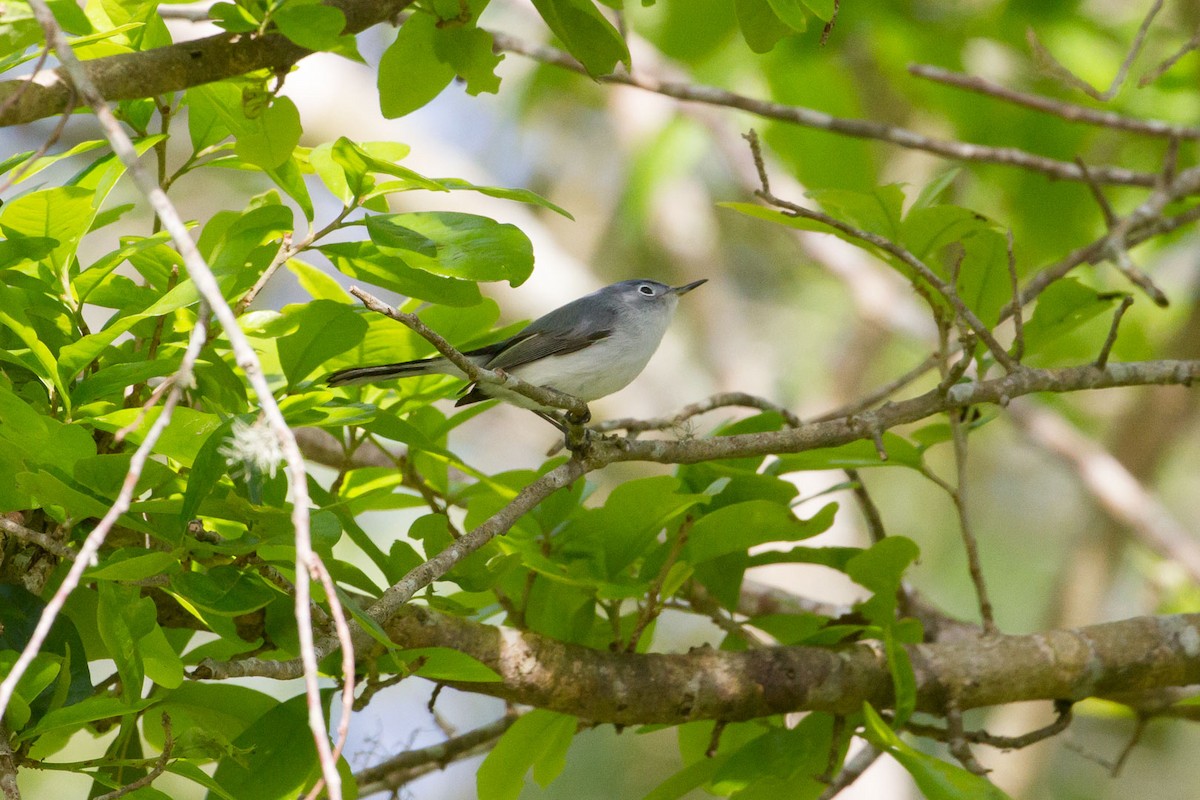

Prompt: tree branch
[
  {"left": 372, "top": 604, "right": 1200, "bottom": 724},
  {"left": 489, "top": 31, "right": 1161, "bottom": 188},
  {"left": 0, "top": 0, "right": 416, "bottom": 127}
]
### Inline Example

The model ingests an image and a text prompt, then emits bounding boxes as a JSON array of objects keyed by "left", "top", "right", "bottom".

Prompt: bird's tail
[{"left": 325, "top": 356, "right": 457, "bottom": 387}]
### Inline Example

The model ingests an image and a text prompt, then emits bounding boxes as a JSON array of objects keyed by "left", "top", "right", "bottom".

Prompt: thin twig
[
  {"left": 1005, "top": 230, "right": 1024, "bottom": 362},
  {"left": 1027, "top": 0, "right": 1163, "bottom": 101},
  {"left": 818, "top": 0, "right": 840, "bottom": 47},
  {"left": 1140, "top": 27, "right": 1200, "bottom": 87},
  {"left": 945, "top": 402, "right": 997, "bottom": 634},
  {"left": 353, "top": 713, "right": 519, "bottom": 794},
  {"left": 743, "top": 130, "right": 1019, "bottom": 373},
  {"left": 907, "top": 699, "right": 1073, "bottom": 749},
  {"left": 908, "top": 63, "right": 1200, "bottom": 140},
  {"left": 810, "top": 354, "right": 940, "bottom": 422},
  {"left": 1096, "top": 295, "right": 1134, "bottom": 369},
  {"left": 557, "top": 391, "right": 801, "bottom": 455},
  {"left": 1111, "top": 716, "right": 1148, "bottom": 776},
  {"left": 0, "top": 516, "right": 75, "bottom": 560},
  {"left": 626, "top": 517, "right": 694, "bottom": 652},
  {"left": 0, "top": 90, "right": 75, "bottom": 195},
  {"left": 846, "top": 469, "right": 886, "bottom": 545},
  {"left": 944, "top": 697, "right": 989, "bottom": 775},
  {"left": 816, "top": 744, "right": 881, "bottom": 800},
  {"left": 1075, "top": 156, "right": 1117, "bottom": 227},
  {"left": 93, "top": 713, "right": 173, "bottom": 800},
  {"left": 489, "top": 30, "right": 1160, "bottom": 188}
]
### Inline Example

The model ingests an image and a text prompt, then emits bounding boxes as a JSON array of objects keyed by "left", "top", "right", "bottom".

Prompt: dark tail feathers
[{"left": 325, "top": 357, "right": 444, "bottom": 387}]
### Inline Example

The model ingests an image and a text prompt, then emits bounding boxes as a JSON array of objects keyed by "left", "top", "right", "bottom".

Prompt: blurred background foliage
[{"left": 5, "top": 0, "right": 1200, "bottom": 797}]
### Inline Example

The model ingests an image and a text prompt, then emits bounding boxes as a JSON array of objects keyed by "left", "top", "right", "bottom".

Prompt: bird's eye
[{"left": 638, "top": 284, "right": 655, "bottom": 296}]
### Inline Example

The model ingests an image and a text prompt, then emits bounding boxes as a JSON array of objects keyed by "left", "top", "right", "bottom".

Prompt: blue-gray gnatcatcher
[{"left": 326, "top": 278, "right": 706, "bottom": 412}]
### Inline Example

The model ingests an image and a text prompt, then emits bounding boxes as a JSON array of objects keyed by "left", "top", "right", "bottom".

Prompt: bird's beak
[{"left": 671, "top": 278, "right": 708, "bottom": 296}]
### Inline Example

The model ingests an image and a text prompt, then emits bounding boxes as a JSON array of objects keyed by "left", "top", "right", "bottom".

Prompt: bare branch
[
  {"left": 489, "top": 31, "right": 1160, "bottom": 188},
  {"left": 1027, "top": 0, "right": 1163, "bottom": 101},
  {"left": 1140, "top": 27, "right": 1200, "bottom": 87},
  {"left": 909, "top": 63, "right": 1200, "bottom": 139},
  {"left": 743, "top": 130, "right": 1019, "bottom": 373},
  {"left": 353, "top": 714, "right": 518, "bottom": 794},
  {"left": 369, "top": 603, "right": 1200, "bottom": 724},
  {"left": 1096, "top": 295, "right": 1135, "bottom": 370},
  {"left": 93, "top": 713, "right": 173, "bottom": 800},
  {"left": 0, "top": 516, "right": 75, "bottom": 560},
  {"left": 0, "top": 0, "right": 418, "bottom": 127}
]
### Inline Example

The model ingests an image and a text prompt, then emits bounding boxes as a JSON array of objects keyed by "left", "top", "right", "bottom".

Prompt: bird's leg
[
  {"left": 530, "top": 407, "right": 593, "bottom": 453},
  {"left": 532, "top": 409, "right": 569, "bottom": 433}
]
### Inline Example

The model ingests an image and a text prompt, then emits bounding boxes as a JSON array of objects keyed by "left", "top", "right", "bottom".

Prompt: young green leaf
[{"left": 477, "top": 709, "right": 577, "bottom": 800}]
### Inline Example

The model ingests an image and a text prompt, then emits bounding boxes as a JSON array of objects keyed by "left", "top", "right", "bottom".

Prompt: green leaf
[
  {"left": 809, "top": 184, "right": 905, "bottom": 240},
  {"left": 433, "top": 177, "right": 574, "bottom": 219},
  {"left": 363, "top": 211, "right": 534, "bottom": 286},
  {"left": 911, "top": 168, "right": 961, "bottom": 211},
  {"left": 477, "top": 709, "right": 577, "bottom": 800},
  {"left": 530, "top": 0, "right": 630, "bottom": 75},
  {"left": 395, "top": 647, "right": 501, "bottom": 681},
  {"left": 169, "top": 566, "right": 278, "bottom": 616},
  {"left": 734, "top": 0, "right": 792, "bottom": 53},
  {"left": 89, "top": 406, "right": 223, "bottom": 468},
  {"left": 772, "top": 433, "right": 925, "bottom": 472},
  {"left": 846, "top": 536, "right": 920, "bottom": 625},
  {"left": 799, "top": 0, "right": 835, "bottom": 19},
  {"left": 1022, "top": 278, "right": 1116, "bottom": 358},
  {"left": 955, "top": 227, "right": 1011, "bottom": 327},
  {"left": 87, "top": 550, "right": 181, "bottom": 581},
  {"left": 320, "top": 241, "right": 483, "bottom": 306},
  {"left": 378, "top": 13, "right": 456, "bottom": 118},
  {"left": 17, "top": 695, "right": 160, "bottom": 742},
  {"left": 765, "top": 0, "right": 809, "bottom": 31},
  {"left": 642, "top": 754, "right": 725, "bottom": 800},
  {"left": 433, "top": 25, "right": 503, "bottom": 95},
  {"left": 862, "top": 704, "right": 1013, "bottom": 800},
  {"left": 0, "top": 185, "right": 96, "bottom": 271},
  {"left": 901, "top": 205, "right": 990, "bottom": 262},
  {"left": 211, "top": 693, "right": 325, "bottom": 800},
  {"left": 686, "top": 500, "right": 836, "bottom": 563},
  {"left": 234, "top": 95, "right": 302, "bottom": 170},
  {"left": 276, "top": 300, "right": 369, "bottom": 386},
  {"left": 180, "top": 419, "right": 237, "bottom": 528},
  {"left": 330, "top": 136, "right": 446, "bottom": 197},
  {"left": 96, "top": 582, "right": 149, "bottom": 702},
  {"left": 560, "top": 476, "right": 709, "bottom": 578},
  {"left": 139, "top": 621, "right": 185, "bottom": 689},
  {"left": 0, "top": 284, "right": 66, "bottom": 401},
  {"left": 711, "top": 714, "right": 834, "bottom": 794},
  {"left": 273, "top": 2, "right": 347, "bottom": 50},
  {"left": 144, "top": 683, "right": 277, "bottom": 753}
]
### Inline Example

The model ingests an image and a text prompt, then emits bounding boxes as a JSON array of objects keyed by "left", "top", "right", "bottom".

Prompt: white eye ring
[{"left": 638, "top": 284, "right": 655, "bottom": 296}]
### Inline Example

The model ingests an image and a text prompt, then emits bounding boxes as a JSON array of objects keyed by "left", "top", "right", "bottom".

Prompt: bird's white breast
[{"left": 495, "top": 300, "right": 674, "bottom": 407}]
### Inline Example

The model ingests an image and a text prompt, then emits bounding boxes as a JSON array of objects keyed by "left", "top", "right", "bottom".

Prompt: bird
[{"left": 326, "top": 278, "right": 706, "bottom": 416}]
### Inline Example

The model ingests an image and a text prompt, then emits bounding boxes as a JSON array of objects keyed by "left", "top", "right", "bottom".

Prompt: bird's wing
[
  {"left": 482, "top": 327, "right": 612, "bottom": 371},
  {"left": 479, "top": 296, "right": 619, "bottom": 371}
]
